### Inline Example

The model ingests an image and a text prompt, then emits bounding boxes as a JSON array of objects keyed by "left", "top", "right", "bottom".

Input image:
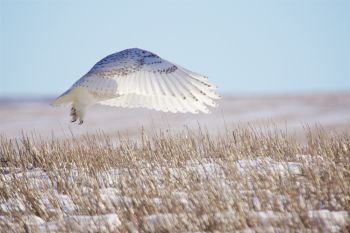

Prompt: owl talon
[
  {"left": 70, "top": 107, "right": 78, "bottom": 122},
  {"left": 70, "top": 107, "right": 76, "bottom": 116}
]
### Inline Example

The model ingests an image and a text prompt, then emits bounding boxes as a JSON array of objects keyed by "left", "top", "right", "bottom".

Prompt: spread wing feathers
[
  {"left": 70, "top": 74, "right": 119, "bottom": 99},
  {"left": 99, "top": 68, "right": 219, "bottom": 113},
  {"left": 73, "top": 48, "right": 220, "bottom": 113}
]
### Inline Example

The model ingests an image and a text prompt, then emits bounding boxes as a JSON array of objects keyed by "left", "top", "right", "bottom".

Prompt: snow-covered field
[
  {"left": 2, "top": 158, "right": 348, "bottom": 232},
  {"left": 1, "top": 93, "right": 350, "bottom": 139},
  {"left": 0, "top": 93, "right": 349, "bottom": 232},
  {"left": 1, "top": 123, "right": 349, "bottom": 232}
]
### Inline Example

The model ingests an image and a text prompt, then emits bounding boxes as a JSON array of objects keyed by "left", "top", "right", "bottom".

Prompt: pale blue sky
[{"left": 0, "top": 0, "right": 349, "bottom": 97}]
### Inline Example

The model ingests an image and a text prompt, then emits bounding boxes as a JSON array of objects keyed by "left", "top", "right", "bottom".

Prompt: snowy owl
[{"left": 53, "top": 48, "right": 220, "bottom": 124}]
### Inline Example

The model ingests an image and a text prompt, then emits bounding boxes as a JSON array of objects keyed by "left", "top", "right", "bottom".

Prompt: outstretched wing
[{"left": 74, "top": 48, "right": 220, "bottom": 113}]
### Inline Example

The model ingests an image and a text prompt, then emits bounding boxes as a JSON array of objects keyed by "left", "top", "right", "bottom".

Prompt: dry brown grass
[{"left": 0, "top": 125, "right": 349, "bottom": 232}]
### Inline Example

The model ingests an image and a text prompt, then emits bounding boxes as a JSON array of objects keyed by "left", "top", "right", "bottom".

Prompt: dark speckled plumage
[{"left": 87, "top": 48, "right": 178, "bottom": 77}]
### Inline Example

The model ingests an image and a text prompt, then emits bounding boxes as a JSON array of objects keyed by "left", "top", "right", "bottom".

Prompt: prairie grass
[{"left": 0, "top": 125, "right": 349, "bottom": 232}]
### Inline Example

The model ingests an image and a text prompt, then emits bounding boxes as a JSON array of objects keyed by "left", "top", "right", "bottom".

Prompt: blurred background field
[{"left": 0, "top": 93, "right": 349, "bottom": 140}]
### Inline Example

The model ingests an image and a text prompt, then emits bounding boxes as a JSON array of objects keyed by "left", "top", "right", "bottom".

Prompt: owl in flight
[{"left": 53, "top": 48, "right": 220, "bottom": 124}]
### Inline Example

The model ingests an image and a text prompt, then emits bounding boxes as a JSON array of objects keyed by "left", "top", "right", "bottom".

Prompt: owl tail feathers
[{"left": 51, "top": 90, "right": 72, "bottom": 107}]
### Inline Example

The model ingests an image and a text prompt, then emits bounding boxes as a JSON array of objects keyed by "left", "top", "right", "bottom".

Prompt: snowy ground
[
  {"left": 0, "top": 93, "right": 349, "bottom": 232},
  {"left": 1, "top": 154, "right": 349, "bottom": 232},
  {"left": 0, "top": 93, "right": 349, "bottom": 139}
]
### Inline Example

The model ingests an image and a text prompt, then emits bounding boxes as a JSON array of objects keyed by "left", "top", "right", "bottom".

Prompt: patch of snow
[
  {"left": 22, "top": 215, "right": 45, "bottom": 225},
  {"left": 214, "top": 210, "right": 236, "bottom": 224},
  {"left": 236, "top": 157, "right": 302, "bottom": 175},
  {"left": 1, "top": 168, "right": 48, "bottom": 180},
  {"left": 68, "top": 214, "right": 121, "bottom": 231},
  {"left": 172, "top": 191, "right": 188, "bottom": 199},
  {"left": 248, "top": 211, "right": 293, "bottom": 226},
  {"left": 36, "top": 213, "right": 121, "bottom": 232},
  {"left": 97, "top": 170, "right": 120, "bottom": 186},
  {"left": 99, "top": 188, "right": 132, "bottom": 209},
  {"left": 168, "top": 162, "right": 225, "bottom": 180},
  {"left": 308, "top": 210, "right": 349, "bottom": 233},
  {"left": 294, "top": 154, "right": 329, "bottom": 165},
  {"left": 99, "top": 187, "right": 120, "bottom": 196},
  {"left": 0, "top": 197, "right": 26, "bottom": 212},
  {"left": 188, "top": 162, "right": 225, "bottom": 177},
  {"left": 143, "top": 213, "right": 178, "bottom": 232},
  {"left": 252, "top": 196, "right": 262, "bottom": 210},
  {"left": 36, "top": 221, "right": 58, "bottom": 232},
  {"left": 1, "top": 168, "right": 51, "bottom": 189},
  {"left": 57, "top": 194, "right": 77, "bottom": 213},
  {"left": 152, "top": 197, "right": 163, "bottom": 207}
]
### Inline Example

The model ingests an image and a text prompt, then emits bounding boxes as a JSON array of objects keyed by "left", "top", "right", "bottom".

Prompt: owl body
[{"left": 53, "top": 48, "right": 220, "bottom": 124}]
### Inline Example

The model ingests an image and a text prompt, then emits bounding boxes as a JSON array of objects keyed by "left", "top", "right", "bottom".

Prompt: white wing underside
[{"left": 70, "top": 48, "right": 220, "bottom": 114}]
